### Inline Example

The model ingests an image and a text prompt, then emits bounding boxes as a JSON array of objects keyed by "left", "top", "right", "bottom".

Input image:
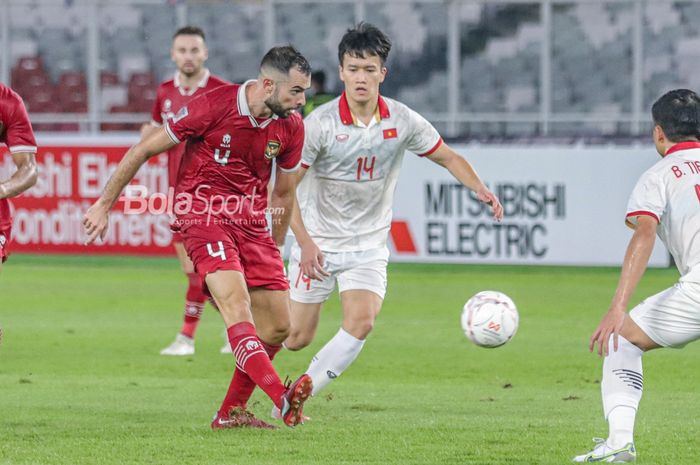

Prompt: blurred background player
[
  {"left": 0, "top": 83, "right": 38, "bottom": 274},
  {"left": 301, "top": 70, "right": 335, "bottom": 117},
  {"left": 83, "top": 46, "right": 313, "bottom": 429},
  {"left": 282, "top": 23, "right": 503, "bottom": 403},
  {"left": 574, "top": 89, "right": 700, "bottom": 463},
  {"left": 140, "top": 26, "right": 229, "bottom": 356}
]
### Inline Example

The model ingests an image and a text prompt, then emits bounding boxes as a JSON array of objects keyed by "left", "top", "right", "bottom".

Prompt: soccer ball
[{"left": 461, "top": 291, "right": 519, "bottom": 348}]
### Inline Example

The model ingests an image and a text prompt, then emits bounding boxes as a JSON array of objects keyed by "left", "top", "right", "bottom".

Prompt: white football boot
[
  {"left": 159, "top": 334, "right": 195, "bottom": 356},
  {"left": 573, "top": 438, "right": 636, "bottom": 463}
]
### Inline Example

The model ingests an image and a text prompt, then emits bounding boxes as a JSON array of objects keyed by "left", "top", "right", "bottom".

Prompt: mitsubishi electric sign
[{"left": 389, "top": 145, "right": 670, "bottom": 267}]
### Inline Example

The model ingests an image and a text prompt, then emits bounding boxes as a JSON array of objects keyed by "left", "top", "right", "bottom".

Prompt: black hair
[
  {"left": 260, "top": 45, "right": 311, "bottom": 77},
  {"left": 311, "top": 70, "right": 326, "bottom": 88},
  {"left": 173, "top": 26, "right": 206, "bottom": 42},
  {"left": 338, "top": 22, "right": 392, "bottom": 65},
  {"left": 652, "top": 89, "right": 700, "bottom": 142}
]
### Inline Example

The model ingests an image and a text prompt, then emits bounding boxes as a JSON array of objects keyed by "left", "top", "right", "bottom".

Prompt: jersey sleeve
[
  {"left": 300, "top": 112, "right": 324, "bottom": 168},
  {"left": 164, "top": 92, "right": 214, "bottom": 144},
  {"left": 277, "top": 119, "right": 304, "bottom": 173},
  {"left": 625, "top": 171, "right": 665, "bottom": 228},
  {"left": 5, "top": 93, "right": 37, "bottom": 154},
  {"left": 150, "top": 89, "right": 163, "bottom": 126},
  {"left": 405, "top": 107, "right": 442, "bottom": 157}
]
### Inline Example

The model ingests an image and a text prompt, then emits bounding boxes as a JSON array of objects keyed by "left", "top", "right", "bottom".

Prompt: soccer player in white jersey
[
  {"left": 573, "top": 89, "right": 700, "bottom": 463},
  {"left": 282, "top": 23, "right": 503, "bottom": 401}
]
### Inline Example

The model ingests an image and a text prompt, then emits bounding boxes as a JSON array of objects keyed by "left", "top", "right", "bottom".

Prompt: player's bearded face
[{"left": 264, "top": 87, "right": 296, "bottom": 119}]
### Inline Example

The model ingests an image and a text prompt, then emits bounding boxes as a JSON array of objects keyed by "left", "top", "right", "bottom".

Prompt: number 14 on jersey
[{"left": 356, "top": 155, "right": 376, "bottom": 180}]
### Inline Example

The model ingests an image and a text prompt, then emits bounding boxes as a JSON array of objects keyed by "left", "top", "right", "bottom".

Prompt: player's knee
[
  {"left": 214, "top": 290, "right": 251, "bottom": 321},
  {"left": 284, "top": 331, "right": 313, "bottom": 351},
  {"left": 345, "top": 316, "right": 375, "bottom": 340},
  {"left": 261, "top": 322, "right": 290, "bottom": 345}
]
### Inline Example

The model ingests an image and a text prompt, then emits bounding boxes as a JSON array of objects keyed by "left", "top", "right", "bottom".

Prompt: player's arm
[
  {"left": 270, "top": 166, "right": 298, "bottom": 247},
  {"left": 289, "top": 168, "right": 327, "bottom": 280},
  {"left": 426, "top": 143, "right": 503, "bottom": 221},
  {"left": 83, "top": 128, "right": 176, "bottom": 244},
  {"left": 140, "top": 122, "right": 160, "bottom": 140},
  {"left": 0, "top": 152, "right": 38, "bottom": 199},
  {"left": 590, "top": 215, "right": 657, "bottom": 356}
]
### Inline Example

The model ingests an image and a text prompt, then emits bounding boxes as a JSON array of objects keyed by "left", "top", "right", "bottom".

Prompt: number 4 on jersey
[
  {"left": 356, "top": 155, "right": 376, "bottom": 180},
  {"left": 207, "top": 241, "right": 227, "bottom": 260}
]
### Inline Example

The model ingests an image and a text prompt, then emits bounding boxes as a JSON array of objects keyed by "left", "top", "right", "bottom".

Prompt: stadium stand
[{"left": 3, "top": 1, "right": 700, "bottom": 136}]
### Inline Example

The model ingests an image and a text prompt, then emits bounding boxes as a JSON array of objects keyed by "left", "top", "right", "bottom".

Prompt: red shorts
[
  {"left": 0, "top": 224, "right": 11, "bottom": 263},
  {"left": 180, "top": 218, "right": 288, "bottom": 291}
]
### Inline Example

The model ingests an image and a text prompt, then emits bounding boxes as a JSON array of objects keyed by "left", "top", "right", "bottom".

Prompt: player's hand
[
  {"left": 477, "top": 189, "right": 503, "bottom": 221},
  {"left": 589, "top": 307, "right": 626, "bottom": 357},
  {"left": 83, "top": 201, "right": 110, "bottom": 245},
  {"left": 299, "top": 239, "right": 329, "bottom": 281}
]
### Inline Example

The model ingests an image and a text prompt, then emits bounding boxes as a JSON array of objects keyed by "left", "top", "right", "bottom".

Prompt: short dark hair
[
  {"left": 338, "top": 22, "right": 392, "bottom": 66},
  {"left": 311, "top": 70, "right": 326, "bottom": 88},
  {"left": 652, "top": 89, "right": 700, "bottom": 142},
  {"left": 260, "top": 45, "right": 311, "bottom": 77},
  {"left": 173, "top": 26, "right": 206, "bottom": 42}
]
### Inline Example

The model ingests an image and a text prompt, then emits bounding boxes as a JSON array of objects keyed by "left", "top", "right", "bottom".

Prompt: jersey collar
[
  {"left": 338, "top": 91, "right": 391, "bottom": 126},
  {"left": 174, "top": 69, "right": 210, "bottom": 96},
  {"left": 664, "top": 141, "right": 700, "bottom": 157},
  {"left": 237, "top": 79, "right": 278, "bottom": 129}
]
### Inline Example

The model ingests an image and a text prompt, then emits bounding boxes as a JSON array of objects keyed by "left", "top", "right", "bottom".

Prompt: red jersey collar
[
  {"left": 338, "top": 91, "right": 391, "bottom": 126},
  {"left": 664, "top": 141, "right": 700, "bottom": 157}
]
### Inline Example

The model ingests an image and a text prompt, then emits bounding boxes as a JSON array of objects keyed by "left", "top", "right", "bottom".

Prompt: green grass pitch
[{"left": 1, "top": 255, "right": 698, "bottom": 465}]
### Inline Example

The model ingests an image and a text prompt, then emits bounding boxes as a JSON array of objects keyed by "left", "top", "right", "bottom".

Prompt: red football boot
[
  {"left": 211, "top": 406, "right": 277, "bottom": 430},
  {"left": 279, "top": 374, "right": 313, "bottom": 427}
]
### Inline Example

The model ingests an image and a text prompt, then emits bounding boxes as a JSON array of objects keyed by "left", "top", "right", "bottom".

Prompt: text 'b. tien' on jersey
[
  {"left": 625, "top": 141, "right": 700, "bottom": 283},
  {"left": 297, "top": 92, "right": 443, "bottom": 252},
  {"left": 164, "top": 81, "right": 303, "bottom": 231}
]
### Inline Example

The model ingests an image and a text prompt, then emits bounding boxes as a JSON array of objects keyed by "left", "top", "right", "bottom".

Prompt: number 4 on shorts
[{"left": 207, "top": 241, "right": 227, "bottom": 260}]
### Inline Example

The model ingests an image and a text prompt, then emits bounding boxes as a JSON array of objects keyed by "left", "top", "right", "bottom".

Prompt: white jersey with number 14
[{"left": 298, "top": 93, "right": 442, "bottom": 252}]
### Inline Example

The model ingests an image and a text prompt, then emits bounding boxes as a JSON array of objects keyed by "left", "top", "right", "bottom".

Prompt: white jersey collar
[
  {"left": 237, "top": 79, "right": 278, "bottom": 128},
  {"left": 174, "top": 69, "right": 210, "bottom": 96}
]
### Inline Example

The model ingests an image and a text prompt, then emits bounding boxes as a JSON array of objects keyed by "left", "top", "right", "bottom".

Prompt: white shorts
[
  {"left": 288, "top": 245, "right": 389, "bottom": 304},
  {"left": 630, "top": 281, "right": 700, "bottom": 348}
]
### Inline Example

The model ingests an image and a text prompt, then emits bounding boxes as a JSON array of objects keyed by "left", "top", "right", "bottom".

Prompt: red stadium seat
[
  {"left": 100, "top": 71, "right": 120, "bottom": 87},
  {"left": 57, "top": 71, "right": 88, "bottom": 113}
]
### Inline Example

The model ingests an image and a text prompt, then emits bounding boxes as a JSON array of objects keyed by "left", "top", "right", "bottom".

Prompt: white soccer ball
[{"left": 461, "top": 291, "right": 519, "bottom": 348}]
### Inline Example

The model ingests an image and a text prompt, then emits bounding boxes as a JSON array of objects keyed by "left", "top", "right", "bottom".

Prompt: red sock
[
  {"left": 180, "top": 273, "right": 206, "bottom": 338},
  {"left": 226, "top": 322, "right": 285, "bottom": 409},
  {"left": 218, "top": 341, "right": 282, "bottom": 415}
]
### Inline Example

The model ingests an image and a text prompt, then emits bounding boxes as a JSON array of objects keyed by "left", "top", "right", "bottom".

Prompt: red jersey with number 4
[
  {"left": 150, "top": 70, "right": 229, "bottom": 187},
  {"left": 0, "top": 83, "right": 37, "bottom": 230},
  {"left": 165, "top": 81, "right": 303, "bottom": 232}
]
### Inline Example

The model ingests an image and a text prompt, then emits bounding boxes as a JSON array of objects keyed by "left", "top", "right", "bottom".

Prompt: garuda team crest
[{"left": 264, "top": 140, "right": 281, "bottom": 160}]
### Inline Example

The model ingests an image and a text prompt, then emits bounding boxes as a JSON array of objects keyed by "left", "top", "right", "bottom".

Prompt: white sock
[
  {"left": 602, "top": 335, "right": 643, "bottom": 448},
  {"left": 305, "top": 328, "right": 365, "bottom": 396}
]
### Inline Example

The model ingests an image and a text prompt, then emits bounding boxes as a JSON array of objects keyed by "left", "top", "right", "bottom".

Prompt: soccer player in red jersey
[
  {"left": 0, "top": 83, "right": 38, "bottom": 274},
  {"left": 140, "top": 26, "right": 229, "bottom": 356},
  {"left": 83, "top": 46, "right": 313, "bottom": 429}
]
